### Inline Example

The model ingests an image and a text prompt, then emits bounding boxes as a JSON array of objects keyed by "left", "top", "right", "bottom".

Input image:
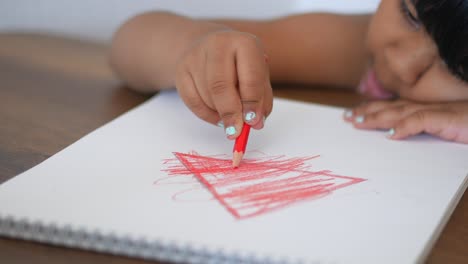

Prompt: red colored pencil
[{"left": 232, "top": 123, "right": 251, "bottom": 168}]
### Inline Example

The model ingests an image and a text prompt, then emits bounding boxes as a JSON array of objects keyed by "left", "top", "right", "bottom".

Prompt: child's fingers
[
  {"left": 351, "top": 103, "right": 428, "bottom": 130},
  {"left": 344, "top": 100, "right": 406, "bottom": 122},
  {"left": 205, "top": 46, "right": 243, "bottom": 140},
  {"left": 236, "top": 38, "right": 271, "bottom": 130},
  {"left": 263, "top": 81, "right": 274, "bottom": 120},
  {"left": 175, "top": 68, "right": 220, "bottom": 125},
  {"left": 388, "top": 110, "right": 462, "bottom": 142}
]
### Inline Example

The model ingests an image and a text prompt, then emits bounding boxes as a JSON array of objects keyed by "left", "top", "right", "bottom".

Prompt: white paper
[{"left": 1, "top": 91, "right": 467, "bottom": 264}]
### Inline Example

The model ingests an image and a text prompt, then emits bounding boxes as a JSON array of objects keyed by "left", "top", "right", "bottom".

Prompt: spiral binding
[{"left": 0, "top": 214, "right": 309, "bottom": 264}]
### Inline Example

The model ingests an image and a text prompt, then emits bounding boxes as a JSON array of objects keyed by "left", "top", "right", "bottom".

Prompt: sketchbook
[{"left": 0, "top": 91, "right": 467, "bottom": 264}]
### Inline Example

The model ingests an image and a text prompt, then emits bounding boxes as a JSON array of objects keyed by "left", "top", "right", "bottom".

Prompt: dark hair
[{"left": 414, "top": 0, "right": 468, "bottom": 82}]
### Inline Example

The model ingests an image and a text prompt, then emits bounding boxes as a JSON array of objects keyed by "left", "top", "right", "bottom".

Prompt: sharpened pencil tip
[{"left": 232, "top": 151, "right": 243, "bottom": 169}]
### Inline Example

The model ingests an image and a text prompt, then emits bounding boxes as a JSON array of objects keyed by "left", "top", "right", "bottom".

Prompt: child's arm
[
  {"left": 110, "top": 12, "right": 370, "bottom": 92},
  {"left": 110, "top": 12, "right": 371, "bottom": 139},
  {"left": 213, "top": 14, "right": 370, "bottom": 88},
  {"left": 110, "top": 12, "right": 230, "bottom": 93}
]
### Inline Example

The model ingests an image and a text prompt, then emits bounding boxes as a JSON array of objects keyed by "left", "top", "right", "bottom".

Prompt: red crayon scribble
[{"left": 161, "top": 151, "right": 366, "bottom": 219}]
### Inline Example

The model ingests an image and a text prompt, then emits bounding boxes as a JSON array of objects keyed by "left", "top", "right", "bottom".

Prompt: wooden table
[{"left": 0, "top": 33, "right": 466, "bottom": 264}]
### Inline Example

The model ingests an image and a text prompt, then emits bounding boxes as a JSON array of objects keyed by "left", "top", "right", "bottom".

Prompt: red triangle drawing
[{"left": 163, "top": 152, "right": 366, "bottom": 219}]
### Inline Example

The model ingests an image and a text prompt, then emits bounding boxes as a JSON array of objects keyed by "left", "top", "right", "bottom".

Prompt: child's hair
[{"left": 415, "top": 0, "right": 468, "bottom": 82}]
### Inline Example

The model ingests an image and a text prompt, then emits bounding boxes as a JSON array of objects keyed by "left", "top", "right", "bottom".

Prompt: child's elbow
[{"left": 109, "top": 12, "right": 176, "bottom": 93}]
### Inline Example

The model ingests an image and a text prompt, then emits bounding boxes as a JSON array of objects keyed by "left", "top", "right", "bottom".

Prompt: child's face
[{"left": 365, "top": 0, "right": 468, "bottom": 102}]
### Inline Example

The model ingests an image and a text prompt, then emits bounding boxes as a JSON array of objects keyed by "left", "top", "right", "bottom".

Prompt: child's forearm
[
  {"left": 111, "top": 12, "right": 371, "bottom": 93},
  {"left": 110, "top": 12, "right": 230, "bottom": 93},
  {"left": 212, "top": 14, "right": 370, "bottom": 88}
]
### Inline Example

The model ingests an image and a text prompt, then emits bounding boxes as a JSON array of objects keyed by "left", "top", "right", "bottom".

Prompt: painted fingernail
[
  {"left": 355, "top": 115, "right": 365, "bottom": 123},
  {"left": 387, "top": 128, "right": 395, "bottom": 137},
  {"left": 225, "top": 126, "right": 236, "bottom": 136},
  {"left": 245, "top": 111, "right": 256, "bottom": 123},
  {"left": 217, "top": 121, "right": 224, "bottom": 128},
  {"left": 344, "top": 110, "right": 353, "bottom": 119}
]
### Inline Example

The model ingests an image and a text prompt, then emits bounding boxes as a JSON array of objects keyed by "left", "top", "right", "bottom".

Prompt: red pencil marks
[
  {"left": 161, "top": 151, "right": 366, "bottom": 219},
  {"left": 153, "top": 176, "right": 214, "bottom": 202}
]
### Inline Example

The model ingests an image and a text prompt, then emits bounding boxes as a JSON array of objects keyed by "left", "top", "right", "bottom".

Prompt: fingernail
[
  {"left": 344, "top": 110, "right": 353, "bottom": 119},
  {"left": 387, "top": 128, "right": 395, "bottom": 137},
  {"left": 355, "top": 115, "right": 365, "bottom": 123},
  {"left": 217, "top": 121, "right": 224, "bottom": 128},
  {"left": 225, "top": 126, "right": 236, "bottom": 136},
  {"left": 245, "top": 111, "right": 256, "bottom": 123}
]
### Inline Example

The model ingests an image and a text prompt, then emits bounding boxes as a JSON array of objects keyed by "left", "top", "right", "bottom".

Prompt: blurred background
[{"left": 0, "top": 0, "right": 379, "bottom": 43}]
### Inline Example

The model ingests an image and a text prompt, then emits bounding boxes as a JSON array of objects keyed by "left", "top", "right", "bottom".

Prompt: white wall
[{"left": 0, "top": 0, "right": 379, "bottom": 43}]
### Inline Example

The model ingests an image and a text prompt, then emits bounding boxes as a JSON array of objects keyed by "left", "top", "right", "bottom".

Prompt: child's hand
[
  {"left": 344, "top": 99, "right": 468, "bottom": 144},
  {"left": 175, "top": 30, "right": 273, "bottom": 139}
]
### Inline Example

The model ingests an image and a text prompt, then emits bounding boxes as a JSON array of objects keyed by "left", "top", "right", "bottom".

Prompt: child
[{"left": 110, "top": 0, "right": 468, "bottom": 144}]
